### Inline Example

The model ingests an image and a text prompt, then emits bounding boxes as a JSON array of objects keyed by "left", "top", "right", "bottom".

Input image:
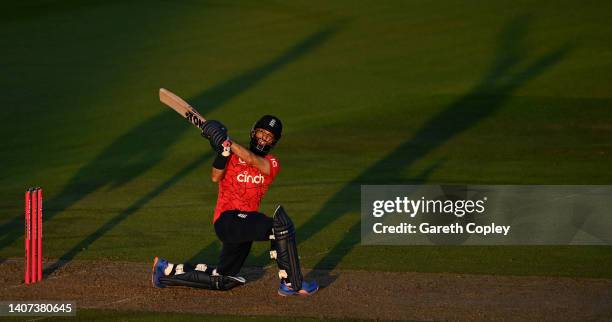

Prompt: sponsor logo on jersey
[
  {"left": 238, "top": 158, "right": 246, "bottom": 165},
  {"left": 237, "top": 171, "right": 265, "bottom": 184},
  {"left": 237, "top": 213, "right": 248, "bottom": 219}
]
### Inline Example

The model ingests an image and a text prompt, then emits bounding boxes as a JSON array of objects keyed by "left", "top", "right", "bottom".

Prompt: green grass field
[{"left": 1, "top": 0, "right": 611, "bottom": 292}]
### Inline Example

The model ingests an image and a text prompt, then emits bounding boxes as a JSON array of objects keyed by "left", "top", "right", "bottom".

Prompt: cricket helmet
[{"left": 250, "top": 115, "right": 282, "bottom": 156}]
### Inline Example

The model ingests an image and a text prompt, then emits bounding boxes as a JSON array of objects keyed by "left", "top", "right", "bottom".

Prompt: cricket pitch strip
[{"left": 0, "top": 259, "right": 610, "bottom": 321}]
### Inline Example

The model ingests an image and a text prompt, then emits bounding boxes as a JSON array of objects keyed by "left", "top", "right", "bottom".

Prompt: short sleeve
[{"left": 265, "top": 155, "right": 281, "bottom": 180}]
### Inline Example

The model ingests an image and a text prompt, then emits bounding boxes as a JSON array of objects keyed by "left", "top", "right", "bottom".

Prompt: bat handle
[{"left": 221, "top": 138, "right": 232, "bottom": 157}]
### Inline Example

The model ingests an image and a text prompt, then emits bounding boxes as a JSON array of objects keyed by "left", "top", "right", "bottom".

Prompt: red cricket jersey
[{"left": 213, "top": 154, "right": 280, "bottom": 222}]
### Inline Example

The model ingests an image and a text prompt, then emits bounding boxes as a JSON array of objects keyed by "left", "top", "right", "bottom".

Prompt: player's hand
[
  {"left": 201, "top": 120, "right": 228, "bottom": 153},
  {"left": 201, "top": 120, "right": 226, "bottom": 139},
  {"left": 209, "top": 133, "right": 230, "bottom": 154}
]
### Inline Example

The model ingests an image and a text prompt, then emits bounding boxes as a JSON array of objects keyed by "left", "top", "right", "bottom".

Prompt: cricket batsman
[{"left": 151, "top": 115, "right": 319, "bottom": 296}]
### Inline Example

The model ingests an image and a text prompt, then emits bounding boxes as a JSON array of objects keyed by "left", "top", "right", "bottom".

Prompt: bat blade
[
  {"left": 159, "top": 88, "right": 232, "bottom": 156},
  {"left": 159, "top": 88, "right": 206, "bottom": 129}
]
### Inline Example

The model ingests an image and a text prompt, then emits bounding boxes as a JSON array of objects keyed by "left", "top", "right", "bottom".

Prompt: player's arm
[
  {"left": 230, "top": 141, "right": 271, "bottom": 176},
  {"left": 211, "top": 161, "right": 227, "bottom": 183}
]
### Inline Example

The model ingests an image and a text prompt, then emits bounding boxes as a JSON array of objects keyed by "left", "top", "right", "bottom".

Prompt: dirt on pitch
[{"left": 1, "top": 259, "right": 611, "bottom": 321}]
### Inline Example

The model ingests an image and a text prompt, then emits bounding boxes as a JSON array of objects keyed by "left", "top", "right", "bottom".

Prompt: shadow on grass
[
  {"left": 300, "top": 16, "right": 572, "bottom": 288},
  {"left": 38, "top": 25, "right": 340, "bottom": 275},
  {"left": 188, "top": 241, "right": 220, "bottom": 264},
  {"left": 43, "top": 152, "right": 212, "bottom": 275},
  {"left": 1, "top": 2, "right": 194, "bottom": 252},
  {"left": 2, "top": 0, "right": 120, "bottom": 23}
]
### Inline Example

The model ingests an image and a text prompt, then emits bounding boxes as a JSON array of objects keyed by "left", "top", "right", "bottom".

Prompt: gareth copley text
[{"left": 373, "top": 222, "right": 511, "bottom": 236}]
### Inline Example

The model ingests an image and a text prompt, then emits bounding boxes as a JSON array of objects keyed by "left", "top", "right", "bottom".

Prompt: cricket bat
[{"left": 159, "top": 88, "right": 231, "bottom": 156}]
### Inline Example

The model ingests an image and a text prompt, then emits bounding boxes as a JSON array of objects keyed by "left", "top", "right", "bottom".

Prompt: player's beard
[{"left": 249, "top": 141, "right": 269, "bottom": 156}]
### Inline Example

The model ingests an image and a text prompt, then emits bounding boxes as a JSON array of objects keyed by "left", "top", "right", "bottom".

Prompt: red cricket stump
[
  {"left": 31, "top": 190, "right": 38, "bottom": 282},
  {"left": 24, "top": 189, "right": 31, "bottom": 284},
  {"left": 37, "top": 188, "right": 43, "bottom": 281},
  {"left": 24, "top": 187, "right": 43, "bottom": 284}
]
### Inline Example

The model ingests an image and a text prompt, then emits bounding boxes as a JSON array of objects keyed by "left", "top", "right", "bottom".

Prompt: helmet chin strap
[{"left": 249, "top": 141, "right": 270, "bottom": 156}]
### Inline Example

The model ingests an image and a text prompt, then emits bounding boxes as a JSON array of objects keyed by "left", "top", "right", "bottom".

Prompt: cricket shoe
[
  {"left": 151, "top": 256, "right": 168, "bottom": 288},
  {"left": 277, "top": 280, "right": 319, "bottom": 296}
]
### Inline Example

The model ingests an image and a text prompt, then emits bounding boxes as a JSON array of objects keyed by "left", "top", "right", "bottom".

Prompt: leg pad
[
  {"left": 272, "top": 205, "right": 303, "bottom": 290},
  {"left": 160, "top": 271, "right": 245, "bottom": 291}
]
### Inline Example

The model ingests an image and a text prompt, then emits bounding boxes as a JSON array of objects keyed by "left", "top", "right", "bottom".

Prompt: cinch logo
[
  {"left": 237, "top": 171, "right": 264, "bottom": 184},
  {"left": 269, "top": 119, "right": 276, "bottom": 127}
]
